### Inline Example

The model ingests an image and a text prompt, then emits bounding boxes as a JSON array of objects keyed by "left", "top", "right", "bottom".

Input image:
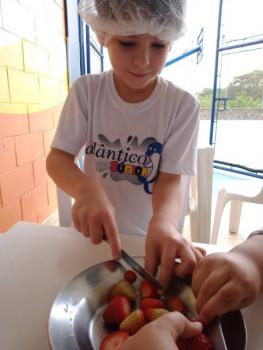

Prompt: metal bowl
[{"left": 48, "top": 258, "right": 240, "bottom": 350}]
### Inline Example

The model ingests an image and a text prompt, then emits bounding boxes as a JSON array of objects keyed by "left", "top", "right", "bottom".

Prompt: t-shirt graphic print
[{"left": 86, "top": 135, "right": 163, "bottom": 194}]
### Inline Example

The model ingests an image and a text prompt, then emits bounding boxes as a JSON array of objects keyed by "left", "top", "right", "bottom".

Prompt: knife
[{"left": 121, "top": 249, "right": 164, "bottom": 290}]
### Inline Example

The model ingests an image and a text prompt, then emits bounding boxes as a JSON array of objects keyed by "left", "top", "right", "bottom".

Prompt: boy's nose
[{"left": 133, "top": 48, "right": 150, "bottom": 67}]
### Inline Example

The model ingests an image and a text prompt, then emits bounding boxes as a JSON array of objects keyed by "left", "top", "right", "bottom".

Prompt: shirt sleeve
[
  {"left": 51, "top": 77, "right": 89, "bottom": 156},
  {"left": 159, "top": 92, "right": 200, "bottom": 175}
]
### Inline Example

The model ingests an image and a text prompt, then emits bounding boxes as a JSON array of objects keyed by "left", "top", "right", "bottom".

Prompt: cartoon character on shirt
[{"left": 85, "top": 135, "right": 163, "bottom": 194}]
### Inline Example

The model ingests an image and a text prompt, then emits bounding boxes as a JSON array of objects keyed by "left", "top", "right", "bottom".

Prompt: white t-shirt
[{"left": 52, "top": 70, "right": 200, "bottom": 236}]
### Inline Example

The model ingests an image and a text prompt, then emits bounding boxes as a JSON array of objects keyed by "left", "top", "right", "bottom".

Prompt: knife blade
[{"left": 121, "top": 249, "right": 164, "bottom": 290}]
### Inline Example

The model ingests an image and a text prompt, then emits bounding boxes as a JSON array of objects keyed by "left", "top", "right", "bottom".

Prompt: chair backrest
[
  {"left": 194, "top": 146, "right": 214, "bottom": 242},
  {"left": 177, "top": 175, "right": 191, "bottom": 233},
  {"left": 56, "top": 147, "right": 214, "bottom": 242},
  {"left": 56, "top": 148, "right": 85, "bottom": 227}
]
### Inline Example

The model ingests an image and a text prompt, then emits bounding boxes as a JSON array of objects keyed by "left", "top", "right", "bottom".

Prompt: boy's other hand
[
  {"left": 145, "top": 215, "right": 203, "bottom": 287},
  {"left": 72, "top": 183, "right": 121, "bottom": 260}
]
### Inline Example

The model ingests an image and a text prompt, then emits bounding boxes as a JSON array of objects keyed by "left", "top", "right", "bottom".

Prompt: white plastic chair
[
  {"left": 210, "top": 180, "right": 263, "bottom": 244},
  {"left": 56, "top": 147, "right": 214, "bottom": 244},
  {"left": 56, "top": 147, "right": 85, "bottom": 227},
  {"left": 187, "top": 147, "right": 214, "bottom": 243}
]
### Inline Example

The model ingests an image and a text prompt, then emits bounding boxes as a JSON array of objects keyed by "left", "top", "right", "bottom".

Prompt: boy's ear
[
  {"left": 96, "top": 32, "right": 106, "bottom": 46},
  {"left": 96, "top": 32, "right": 112, "bottom": 47}
]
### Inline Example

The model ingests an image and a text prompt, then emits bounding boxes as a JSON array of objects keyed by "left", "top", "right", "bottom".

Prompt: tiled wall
[{"left": 0, "top": 0, "right": 68, "bottom": 232}]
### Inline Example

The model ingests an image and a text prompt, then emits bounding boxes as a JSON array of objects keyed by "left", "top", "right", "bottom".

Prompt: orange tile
[
  {"left": 28, "top": 108, "right": 54, "bottom": 132},
  {"left": 52, "top": 104, "right": 63, "bottom": 127},
  {"left": 0, "top": 113, "right": 29, "bottom": 138},
  {"left": 23, "top": 212, "right": 38, "bottom": 223},
  {"left": 37, "top": 204, "right": 56, "bottom": 223},
  {"left": 0, "top": 138, "right": 16, "bottom": 173},
  {"left": 0, "top": 163, "right": 34, "bottom": 205},
  {"left": 47, "top": 178, "right": 58, "bottom": 208},
  {"left": 15, "top": 131, "right": 44, "bottom": 165},
  {"left": 0, "top": 200, "right": 22, "bottom": 233},
  {"left": 33, "top": 157, "right": 47, "bottom": 187},
  {"left": 43, "top": 129, "right": 55, "bottom": 156},
  {"left": 21, "top": 185, "right": 48, "bottom": 221}
]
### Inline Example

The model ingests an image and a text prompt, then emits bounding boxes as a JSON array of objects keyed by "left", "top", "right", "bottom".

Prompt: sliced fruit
[
  {"left": 165, "top": 296, "right": 185, "bottom": 313},
  {"left": 124, "top": 270, "right": 137, "bottom": 283},
  {"left": 103, "top": 295, "right": 131, "bottom": 325},
  {"left": 144, "top": 308, "right": 169, "bottom": 322},
  {"left": 188, "top": 333, "right": 214, "bottom": 350},
  {"left": 111, "top": 280, "right": 137, "bottom": 302},
  {"left": 140, "top": 298, "right": 165, "bottom": 311},
  {"left": 100, "top": 330, "right": 129, "bottom": 350},
  {"left": 139, "top": 280, "right": 159, "bottom": 298},
  {"left": 120, "top": 309, "right": 146, "bottom": 335}
]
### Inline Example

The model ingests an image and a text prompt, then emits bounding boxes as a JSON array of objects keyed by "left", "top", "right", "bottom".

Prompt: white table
[{"left": 0, "top": 222, "right": 262, "bottom": 350}]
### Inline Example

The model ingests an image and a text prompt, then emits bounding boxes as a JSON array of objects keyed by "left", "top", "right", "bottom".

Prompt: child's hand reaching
[
  {"left": 145, "top": 214, "right": 204, "bottom": 287},
  {"left": 123, "top": 311, "right": 202, "bottom": 350},
  {"left": 191, "top": 250, "right": 261, "bottom": 324},
  {"left": 72, "top": 181, "right": 121, "bottom": 260}
]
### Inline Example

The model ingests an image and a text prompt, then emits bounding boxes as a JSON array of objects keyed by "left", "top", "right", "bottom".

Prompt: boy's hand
[
  {"left": 145, "top": 215, "right": 203, "bottom": 287},
  {"left": 191, "top": 251, "right": 261, "bottom": 323},
  {"left": 123, "top": 311, "right": 202, "bottom": 350},
  {"left": 72, "top": 182, "right": 121, "bottom": 260}
]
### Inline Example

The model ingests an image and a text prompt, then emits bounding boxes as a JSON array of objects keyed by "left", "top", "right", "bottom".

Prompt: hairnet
[{"left": 78, "top": 0, "right": 186, "bottom": 44}]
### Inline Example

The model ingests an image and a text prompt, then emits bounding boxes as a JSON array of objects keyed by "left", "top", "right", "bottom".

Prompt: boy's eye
[
  {"left": 152, "top": 43, "right": 166, "bottom": 49},
  {"left": 119, "top": 41, "right": 135, "bottom": 47}
]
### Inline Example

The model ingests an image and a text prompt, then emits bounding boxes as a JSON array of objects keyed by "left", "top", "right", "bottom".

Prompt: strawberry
[
  {"left": 176, "top": 338, "right": 189, "bottom": 350},
  {"left": 140, "top": 298, "right": 165, "bottom": 311},
  {"left": 100, "top": 330, "right": 129, "bottom": 350},
  {"left": 188, "top": 333, "right": 214, "bottom": 350},
  {"left": 139, "top": 280, "right": 159, "bottom": 298},
  {"left": 124, "top": 270, "right": 137, "bottom": 283},
  {"left": 165, "top": 296, "right": 185, "bottom": 313},
  {"left": 103, "top": 295, "right": 131, "bottom": 325},
  {"left": 176, "top": 333, "right": 214, "bottom": 350},
  {"left": 111, "top": 280, "right": 137, "bottom": 302},
  {"left": 144, "top": 308, "right": 169, "bottom": 322},
  {"left": 120, "top": 309, "right": 146, "bottom": 335}
]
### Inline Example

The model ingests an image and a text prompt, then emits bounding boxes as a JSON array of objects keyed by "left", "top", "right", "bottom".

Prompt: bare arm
[
  {"left": 152, "top": 172, "right": 182, "bottom": 228},
  {"left": 46, "top": 148, "right": 121, "bottom": 259},
  {"left": 231, "top": 234, "right": 263, "bottom": 288},
  {"left": 46, "top": 148, "right": 95, "bottom": 198},
  {"left": 192, "top": 234, "right": 263, "bottom": 323}
]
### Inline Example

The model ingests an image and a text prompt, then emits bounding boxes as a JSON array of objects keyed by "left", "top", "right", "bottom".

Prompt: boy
[{"left": 46, "top": 0, "right": 202, "bottom": 287}]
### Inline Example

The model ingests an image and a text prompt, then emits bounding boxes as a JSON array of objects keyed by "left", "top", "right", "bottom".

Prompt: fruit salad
[{"left": 100, "top": 270, "right": 213, "bottom": 350}]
